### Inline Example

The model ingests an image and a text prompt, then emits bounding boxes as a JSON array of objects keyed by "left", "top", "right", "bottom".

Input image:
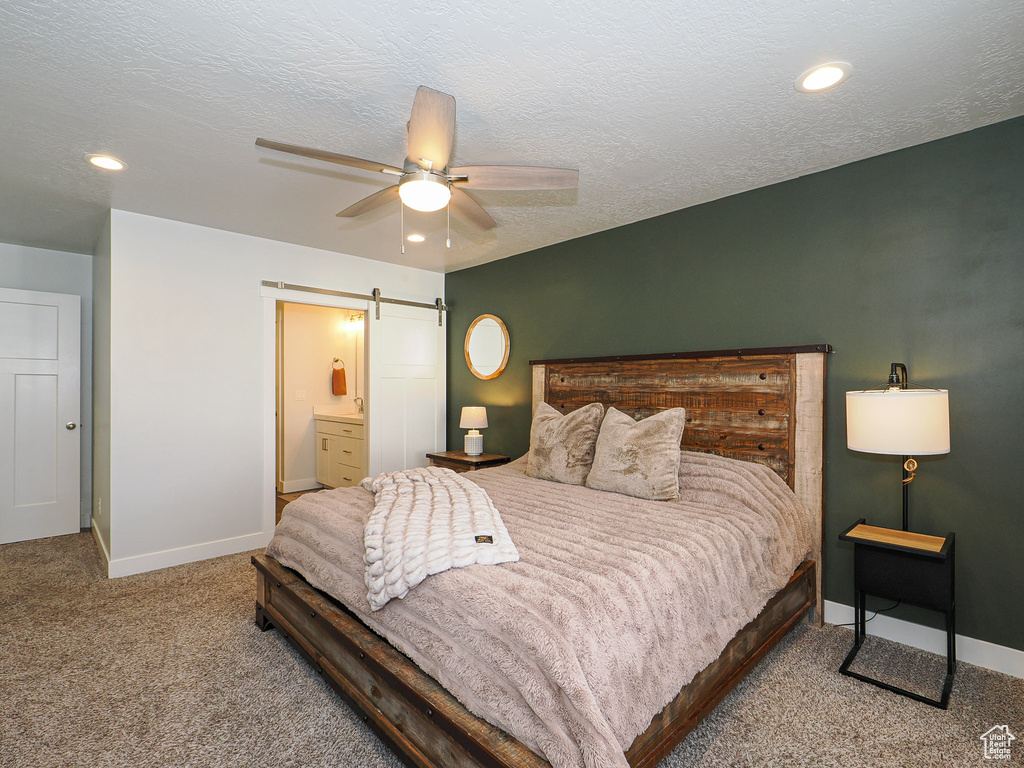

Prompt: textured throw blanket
[
  {"left": 266, "top": 453, "right": 812, "bottom": 768},
  {"left": 359, "top": 467, "right": 519, "bottom": 610}
]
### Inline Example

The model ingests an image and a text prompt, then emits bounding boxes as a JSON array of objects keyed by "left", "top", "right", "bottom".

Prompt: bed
[{"left": 252, "top": 344, "right": 829, "bottom": 768}]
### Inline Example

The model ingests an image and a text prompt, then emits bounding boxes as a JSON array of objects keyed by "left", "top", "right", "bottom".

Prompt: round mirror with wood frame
[{"left": 465, "top": 314, "right": 510, "bottom": 380}]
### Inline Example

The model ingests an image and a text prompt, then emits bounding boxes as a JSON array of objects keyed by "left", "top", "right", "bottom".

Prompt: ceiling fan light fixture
[
  {"left": 85, "top": 153, "right": 126, "bottom": 170},
  {"left": 406, "top": 234, "right": 425, "bottom": 243},
  {"left": 795, "top": 62, "right": 852, "bottom": 93},
  {"left": 398, "top": 170, "right": 451, "bottom": 212}
]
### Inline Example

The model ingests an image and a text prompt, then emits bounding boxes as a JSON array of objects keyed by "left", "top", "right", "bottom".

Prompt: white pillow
[{"left": 585, "top": 407, "right": 687, "bottom": 500}]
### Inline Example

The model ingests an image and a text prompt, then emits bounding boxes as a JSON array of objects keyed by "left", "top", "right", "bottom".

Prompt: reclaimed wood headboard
[{"left": 530, "top": 343, "right": 831, "bottom": 623}]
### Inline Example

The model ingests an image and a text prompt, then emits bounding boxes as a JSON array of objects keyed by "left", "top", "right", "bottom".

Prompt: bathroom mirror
[{"left": 465, "top": 314, "right": 510, "bottom": 380}]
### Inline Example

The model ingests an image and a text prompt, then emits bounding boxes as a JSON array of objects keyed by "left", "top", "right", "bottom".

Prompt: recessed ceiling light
[
  {"left": 795, "top": 62, "right": 852, "bottom": 93},
  {"left": 85, "top": 154, "right": 127, "bottom": 171},
  {"left": 406, "top": 234, "right": 426, "bottom": 243}
]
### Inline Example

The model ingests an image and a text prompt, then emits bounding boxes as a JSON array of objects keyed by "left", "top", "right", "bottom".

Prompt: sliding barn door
[
  {"left": 367, "top": 303, "right": 445, "bottom": 476},
  {"left": 0, "top": 287, "right": 81, "bottom": 544}
]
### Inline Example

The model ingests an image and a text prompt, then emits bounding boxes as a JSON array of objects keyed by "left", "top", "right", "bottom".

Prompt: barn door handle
[{"left": 66, "top": 422, "right": 77, "bottom": 430}]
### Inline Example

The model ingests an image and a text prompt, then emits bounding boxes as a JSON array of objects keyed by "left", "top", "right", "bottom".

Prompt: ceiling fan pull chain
[
  {"left": 447, "top": 200, "right": 451, "bottom": 249},
  {"left": 401, "top": 201, "right": 405, "bottom": 253}
]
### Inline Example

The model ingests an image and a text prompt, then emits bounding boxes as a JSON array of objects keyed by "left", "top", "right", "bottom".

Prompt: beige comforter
[{"left": 265, "top": 452, "right": 812, "bottom": 768}]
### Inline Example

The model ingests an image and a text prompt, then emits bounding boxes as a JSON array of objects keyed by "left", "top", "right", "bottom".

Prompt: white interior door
[
  {"left": 0, "top": 287, "right": 81, "bottom": 544},
  {"left": 367, "top": 303, "right": 446, "bottom": 475}
]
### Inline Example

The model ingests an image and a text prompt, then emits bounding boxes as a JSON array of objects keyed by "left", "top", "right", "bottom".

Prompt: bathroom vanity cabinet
[{"left": 314, "top": 412, "right": 365, "bottom": 488}]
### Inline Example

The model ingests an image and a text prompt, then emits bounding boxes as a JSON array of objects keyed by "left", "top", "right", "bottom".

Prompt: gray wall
[
  {"left": 445, "top": 116, "right": 1024, "bottom": 651},
  {"left": 0, "top": 241, "right": 95, "bottom": 529}
]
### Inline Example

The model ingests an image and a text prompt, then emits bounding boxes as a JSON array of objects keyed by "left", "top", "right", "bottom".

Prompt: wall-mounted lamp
[
  {"left": 846, "top": 363, "right": 950, "bottom": 530},
  {"left": 460, "top": 406, "right": 488, "bottom": 456}
]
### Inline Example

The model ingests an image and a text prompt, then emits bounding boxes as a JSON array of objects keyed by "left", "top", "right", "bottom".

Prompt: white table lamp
[
  {"left": 846, "top": 363, "right": 949, "bottom": 530},
  {"left": 460, "top": 407, "right": 488, "bottom": 456}
]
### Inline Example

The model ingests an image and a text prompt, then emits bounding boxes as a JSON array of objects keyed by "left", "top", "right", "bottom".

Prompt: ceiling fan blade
[
  {"left": 449, "top": 187, "right": 496, "bottom": 230},
  {"left": 449, "top": 165, "right": 579, "bottom": 190},
  {"left": 256, "top": 138, "right": 403, "bottom": 175},
  {"left": 407, "top": 86, "right": 455, "bottom": 171},
  {"left": 336, "top": 185, "right": 400, "bottom": 218}
]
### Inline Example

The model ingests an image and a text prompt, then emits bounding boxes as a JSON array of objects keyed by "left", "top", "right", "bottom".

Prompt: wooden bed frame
[{"left": 253, "top": 344, "right": 830, "bottom": 768}]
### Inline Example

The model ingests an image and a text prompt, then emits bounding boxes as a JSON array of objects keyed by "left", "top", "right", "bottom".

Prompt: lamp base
[{"left": 464, "top": 430, "right": 483, "bottom": 456}]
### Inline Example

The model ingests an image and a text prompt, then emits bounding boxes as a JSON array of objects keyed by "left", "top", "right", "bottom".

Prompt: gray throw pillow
[
  {"left": 526, "top": 402, "right": 605, "bottom": 485},
  {"left": 585, "top": 406, "right": 687, "bottom": 500}
]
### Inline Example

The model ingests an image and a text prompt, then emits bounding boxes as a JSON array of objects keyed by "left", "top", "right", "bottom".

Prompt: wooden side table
[
  {"left": 838, "top": 519, "right": 956, "bottom": 709},
  {"left": 426, "top": 450, "right": 511, "bottom": 474}
]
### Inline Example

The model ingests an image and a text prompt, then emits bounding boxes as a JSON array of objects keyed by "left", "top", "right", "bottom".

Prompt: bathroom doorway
[
  {"left": 260, "top": 282, "right": 446, "bottom": 539},
  {"left": 275, "top": 301, "right": 366, "bottom": 500}
]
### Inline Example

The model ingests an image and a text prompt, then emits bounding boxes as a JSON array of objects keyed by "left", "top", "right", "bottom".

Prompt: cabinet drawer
[
  {"left": 333, "top": 471, "right": 362, "bottom": 488},
  {"left": 316, "top": 420, "right": 364, "bottom": 439},
  {"left": 336, "top": 436, "right": 363, "bottom": 469},
  {"left": 429, "top": 458, "right": 470, "bottom": 473}
]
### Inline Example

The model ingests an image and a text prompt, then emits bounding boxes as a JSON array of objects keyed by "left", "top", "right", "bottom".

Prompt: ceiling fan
[{"left": 255, "top": 86, "right": 578, "bottom": 233}]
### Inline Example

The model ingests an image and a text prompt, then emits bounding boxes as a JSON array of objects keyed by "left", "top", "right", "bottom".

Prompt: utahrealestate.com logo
[{"left": 980, "top": 725, "right": 1016, "bottom": 760}]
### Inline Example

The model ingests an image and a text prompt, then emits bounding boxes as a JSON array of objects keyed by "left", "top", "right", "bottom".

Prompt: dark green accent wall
[{"left": 445, "top": 116, "right": 1024, "bottom": 652}]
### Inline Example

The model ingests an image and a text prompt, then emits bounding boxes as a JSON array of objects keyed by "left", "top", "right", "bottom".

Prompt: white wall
[
  {"left": 280, "top": 303, "right": 364, "bottom": 491},
  {"left": 0, "top": 241, "right": 95, "bottom": 529},
  {"left": 103, "top": 210, "right": 443, "bottom": 576},
  {"left": 91, "top": 218, "right": 112, "bottom": 556}
]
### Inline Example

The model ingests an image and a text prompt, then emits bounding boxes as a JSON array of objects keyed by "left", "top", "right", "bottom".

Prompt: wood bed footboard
[{"left": 253, "top": 553, "right": 816, "bottom": 768}]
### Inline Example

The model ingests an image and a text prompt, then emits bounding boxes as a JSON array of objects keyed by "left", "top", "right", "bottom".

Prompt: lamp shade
[
  {"left": 459, "top": 406, "right": 488, "bottom": 430},
  {"left": 846, "top": 389, "right": 949, "bottom": 455}
]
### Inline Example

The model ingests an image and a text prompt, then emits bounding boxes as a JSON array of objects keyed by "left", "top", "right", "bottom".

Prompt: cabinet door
[{"left": 315, "top": 432, "right": 332, "bottom": 485}]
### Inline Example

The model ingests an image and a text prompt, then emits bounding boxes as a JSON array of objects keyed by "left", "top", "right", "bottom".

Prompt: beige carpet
[{"left": 2, "top": 532, "right": 1021, "bottom": 767}]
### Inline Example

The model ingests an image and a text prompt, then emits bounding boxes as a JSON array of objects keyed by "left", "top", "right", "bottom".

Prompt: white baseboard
[
  {"left": 824, "top": 600, "right": 1023, "bottom": 680},
  {"left": 90, "top": 517, "right": 111, "bottom": 566},
  {"left": 107, "top": 530, "right": 272, "bottom": 578},
  {"left": 279, "top": 478, "right": 321, "bottom": 494}
]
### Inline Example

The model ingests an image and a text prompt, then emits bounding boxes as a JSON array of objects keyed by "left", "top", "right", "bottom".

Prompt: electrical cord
[{"left": 837, "top": 600, "right": 901, "bottom": 627}]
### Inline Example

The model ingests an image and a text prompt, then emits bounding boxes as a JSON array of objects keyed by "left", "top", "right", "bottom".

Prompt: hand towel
[{"left": 332, "top": 366, "right": 347, "bottom": 396}]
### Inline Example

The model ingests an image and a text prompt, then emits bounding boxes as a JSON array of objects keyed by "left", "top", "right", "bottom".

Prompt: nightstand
[
  {"left": 426, "top": 450, "right": 510, "bottom": 473},
  {"left": 838, "top": 519, "right": 956, "bottom": 709}
]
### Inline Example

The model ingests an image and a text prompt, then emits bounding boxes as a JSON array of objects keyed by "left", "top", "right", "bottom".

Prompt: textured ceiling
[{"left": 1, "top": 0, "right": 1022, "bottom": 273}]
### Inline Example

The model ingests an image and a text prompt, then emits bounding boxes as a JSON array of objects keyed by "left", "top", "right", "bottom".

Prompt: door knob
[{"left": 66, "top": 422, "right": 77, "bottom": 430}]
